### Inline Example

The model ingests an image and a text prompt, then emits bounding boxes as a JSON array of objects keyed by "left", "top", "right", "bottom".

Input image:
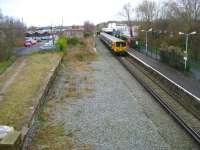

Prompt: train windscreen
[{"left": 116, "top": 42, "right": 126, "bottom": 47}]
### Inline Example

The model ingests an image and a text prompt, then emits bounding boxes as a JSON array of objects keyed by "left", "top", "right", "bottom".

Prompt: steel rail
[
  {"left": 128, "top": 50, "right": 200, "bottom": 101},
  {"left": 117, "top": 54, "right": 200, "bottom": 144}
]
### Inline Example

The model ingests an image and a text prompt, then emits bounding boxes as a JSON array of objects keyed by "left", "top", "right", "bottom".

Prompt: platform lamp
[
  {"left": 141, "top": 28, "right": 153, "bottom": 55},
  {"left": 179, "top": 31, "right": 197, "bottom": 70}
]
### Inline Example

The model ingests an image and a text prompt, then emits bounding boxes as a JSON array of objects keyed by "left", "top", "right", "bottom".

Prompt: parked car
[
  {"left": 24, "top": 41, "right": 32, "bottom": 47},
  {"left": 40, "top": 41, "right": 55, "bottom": 50},
  {"left": 41, "top": 36, "right": 52, "bottom": 40},
  {"left": 37, "top": 39, "right": 42, "bottom": 42},
  {"left": 31, "top": 39, "right": 37, "bottom": 45},
  {"left": 34, "top": 37, "right": 42, "bottom": 42}
]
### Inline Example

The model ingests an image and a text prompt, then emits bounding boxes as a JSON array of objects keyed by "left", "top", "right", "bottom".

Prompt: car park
[
  {"left": 39, "top": 41, "right": 55, "bottom": 50},
  {"left": 41, "top": 36, "right": 52, "bottom": 41}
]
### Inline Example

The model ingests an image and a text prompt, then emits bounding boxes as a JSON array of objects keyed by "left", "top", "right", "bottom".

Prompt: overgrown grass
[
  {"left": 64, "top": 38, "right": 97, "bottom": 99},
  {"left": 67, "top": 37, "right": 86, "bottom": 47},
  {"left": 30, "top": 101, "right": 75, "bottom": 150},
  {"left": 0, "top": 56, "right": 15, "bottom": 74},
  {"left": 67, "top": 38, "right": 96, "bottom": 60},
  {"left": 0, "top": 52, "right": 62, "bottom": 130},
  {"left": 30, "top": 37, "right": 96, "bottom": 149}
]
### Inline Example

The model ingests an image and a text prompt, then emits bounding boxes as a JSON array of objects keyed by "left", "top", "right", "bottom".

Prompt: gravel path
[{"left": 48, "top": 39, "right": 199, "bottom": 150}]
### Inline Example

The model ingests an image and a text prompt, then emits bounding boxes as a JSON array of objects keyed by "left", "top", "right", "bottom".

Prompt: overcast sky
[{"left": 0, "top": 0, "right": 160, "bottom": 27}]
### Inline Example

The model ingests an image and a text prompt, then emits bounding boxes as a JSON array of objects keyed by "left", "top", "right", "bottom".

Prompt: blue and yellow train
[{"left": 100, "top": 32, "right": 127, "bottom": 54}]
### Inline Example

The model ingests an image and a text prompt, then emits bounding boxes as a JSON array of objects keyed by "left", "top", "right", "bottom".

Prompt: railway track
[{"left": 117, "top": 52, "right": 200, "bottom": 144}]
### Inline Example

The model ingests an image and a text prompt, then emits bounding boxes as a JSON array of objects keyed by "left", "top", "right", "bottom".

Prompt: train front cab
[{"left": 112, "top": 41, "right": 128, "bottom": 54}]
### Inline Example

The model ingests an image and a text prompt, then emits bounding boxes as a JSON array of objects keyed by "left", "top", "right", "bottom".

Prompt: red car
[{"left": 24, "top": 41, "right": 32, "bottom": 47}]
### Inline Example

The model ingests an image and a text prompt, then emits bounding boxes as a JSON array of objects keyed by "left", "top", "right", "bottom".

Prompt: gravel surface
[{"left": 44, "top": 39, "right": 199, "bottom": 149}]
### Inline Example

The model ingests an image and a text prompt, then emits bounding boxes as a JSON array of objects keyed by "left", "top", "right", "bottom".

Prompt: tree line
[
  {"left": 121, "top": 0, "right": 200, "bottom": 61},
  {"left": 0, "top": 10, "right": 26, "bottom": 61}
]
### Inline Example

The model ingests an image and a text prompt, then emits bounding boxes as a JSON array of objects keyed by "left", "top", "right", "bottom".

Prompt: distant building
[
  {"left": 26, "top": 26, "right": 84, "bottom": 39},
  {"left": 108, "top": 23, "right": 127, "bottom": 32},
  {"left": 63, "top": 28, "right": 84, "bottom": 38},
  {"left": 102, "top": 22, "right": 139, "bottom": 38}
]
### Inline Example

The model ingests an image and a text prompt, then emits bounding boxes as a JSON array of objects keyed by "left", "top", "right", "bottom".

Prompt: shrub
[
  {"left": 160, "top": 44, "right": 188, "bottom": 71},
  {"left": 67, "top": 37, "right": 86, "bottom": 49},
  {"left": 75, "top": 53, "right": 84, "bottom": 61},
  {"left": 67, "top": 37, "right": 79, "bottom": 46},
  {"left": 84, "top": 32, "right": 92, "bottom": 38},
  {"left": 56, "top": 37, "right": 68, "bottom": 51},
  {"left": 78, "top": 41, "right": 86, "bottom": 48}
]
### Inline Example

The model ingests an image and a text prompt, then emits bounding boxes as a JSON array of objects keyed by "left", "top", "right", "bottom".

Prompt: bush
[
  {"left": 84, "top": 32, "right": 92, "bottom": 38},
  {"left": 67, "top": 37, "right": 79, "bottom": 46},
  {"left": 75, "top": 53, "right": 84, "bottom": 61},
  {"left": 56, "top": 37, "right": 68, "bottom": 51},
  {"left": 67, "top": 37, "right": 86, "bottom": 49},
  {"left": 78, "top": 41, "right": 86, "bottom": 48},
  {"left": 160, "top": 45, "right": 188, "bottom": 71}
]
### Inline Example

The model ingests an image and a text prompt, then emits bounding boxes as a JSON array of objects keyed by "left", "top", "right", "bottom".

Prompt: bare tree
[
  {"left": 165, "top": 0, "right": 200, "bottom": 28},
  {"left": 84, "top": 21, "right": 95, "bottom": 37},
  {"left": 136, "top": 0, "right": 157, "bottom": 23},
  {"left": 0, "top": 10, "right": 26, "bottom": 61},
  {"left": 119, "top": 3, "right": 134, "bottom": 37},
  {"left": 178, "top": 0, "right": 200, "bottom": 21},
  {"left": 135, "top": 0, "right": 200, "bottom": 61}
]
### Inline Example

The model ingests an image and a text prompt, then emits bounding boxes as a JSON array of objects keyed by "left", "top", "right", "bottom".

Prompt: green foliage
[
  {"left": 78, "top": 41, "right": 86, "bottom": 48},
  {"left": 75, "top": 53, "right": 84, "bottom": 61},
  {"left": 67, "top": 37, "right": 79, "bottom": 46},
  {"left": 136, "top": 32, "right": 194, "bottom": 72},
  {"left": 84, "top": 32, "right": 92, "bottom": 38},
  {"left": 67, "top": 37, "right": 86, "bottom": 48},
  {"left": 160, "top": 45, "right": 187, "bottom": 71},
  {"left": 56, "top": 36, "right": 68, "bottom": 51},
  {"left": 5, "top": 48, "right": 13, "bottom": 60},
  {"left": 37, "top": 113, "right": 46, "bottom": 122},
  {"left": 0, "top": 56, "right": 15, "bottom": 74}
]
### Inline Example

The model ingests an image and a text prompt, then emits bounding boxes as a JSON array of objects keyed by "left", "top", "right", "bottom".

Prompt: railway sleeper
[{"left": 118, "top": 56, "right": 200, "bottom": 144}]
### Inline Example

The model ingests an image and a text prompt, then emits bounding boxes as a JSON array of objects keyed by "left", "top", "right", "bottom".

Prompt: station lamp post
[
  {"left": 179, "top": 31, "right": 197, "bottom": 70},
  {"left": 141, "top": 28, "right": 152, "bottom": 54}
]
